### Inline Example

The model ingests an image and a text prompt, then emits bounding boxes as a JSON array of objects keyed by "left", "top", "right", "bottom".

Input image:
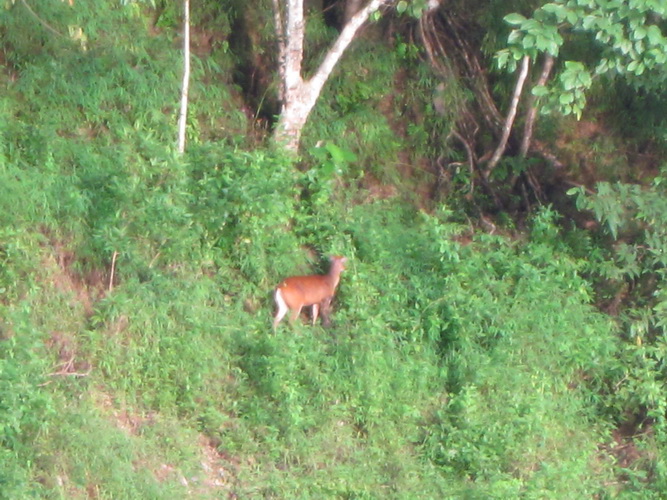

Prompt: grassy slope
[{"left": 0, "top": 1, "right": 636, "bottom": 498}]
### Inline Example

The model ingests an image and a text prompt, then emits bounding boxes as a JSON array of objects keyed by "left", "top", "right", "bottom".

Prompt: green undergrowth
[
  {"left": 0, "top": 0, "right": 653, "bottom": 497},
  {"left": 0, "top": 142, "right": 626, "bottom": 496}
]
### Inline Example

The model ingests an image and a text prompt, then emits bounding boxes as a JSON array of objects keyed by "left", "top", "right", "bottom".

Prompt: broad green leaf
[
  {"left": 541, "top": 3, "right": 568, "bottom": 22},
  {"left": 633, "top": 26, "right": 647, "bottom": 41},
  {"left": 496, "top": 49, "right": 511, "bottom": 69},
  {"left": 619, "top": 39, "right": 633, "bottom": 54},
  {"left": 577, "top": 70, "right": 592, "bottom": 87},
  {"left": 596, "top": 31, "right": 611, "bottom": 44},
  {"left": 566, "top": 9, "right": 580, "bottom": 25},
  {"left": 508, "top": 29, "right": 523, "bottom": 45},
  {"left": 582, "top": 15, "right": 598, "bottom": 30},
  {"left": 325, "top": 143, "right": 357, "bottom": 164},
  {"left": 536, "top": 34, "right": 552, "bottom": 51},
  {"left": 523, "top": 19, "right": 543, "bottom": 33},
  {"left": 523, "top": 34, "right": 537, "bottom": 49},
  {"left": 559, "top": 92, "right": 574, "bottom": 105},
  {"left": 531, "top": 85, "right": 549, "bottom": 97},
  {"left": 596, "top": 58, "right": 610, "bottom": 74},
  {"left": 504, "top": 13, "right": 528, "bottom": 26},
  {"left": 646, "top": 25, "right": 664, "bottom": 45}
]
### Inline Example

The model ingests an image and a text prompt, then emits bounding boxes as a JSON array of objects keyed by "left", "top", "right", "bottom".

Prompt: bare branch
[
  {"left": 444, "top": 15, "right": 503, "bottom": 134},
  {"left": 344, "top": 0, "right": 365, "bottom": 24},
  {"left": 420, "top": 13, "right": 503, "bottom": 137},
  {"left": 309, "top": 0, "right": 394, "bottom": 96},
  {"left": 45, "top": 356, "right": 92, "bottom": 380},
  {"left": 418, "top": 8, "right": 454, "bottom": 80},
  {"left": 531, "top": 140, "right": 565, "bottom": 170}
]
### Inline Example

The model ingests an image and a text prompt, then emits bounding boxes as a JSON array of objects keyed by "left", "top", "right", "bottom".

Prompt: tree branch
[
  {"left": 274, "top": 0, "right": 396, "bottom": 151},
  {"left": 484, "top": 55, "right": 530, "bottom": 177},
  {"left": 418, "top": 7, "right": 454, "bottom": 80},
  {"left": 444, "top": 15, "right": 503, "bottom": 134},
  {"left": 308, "top": 0, "right": 394, "bottom": 97}
]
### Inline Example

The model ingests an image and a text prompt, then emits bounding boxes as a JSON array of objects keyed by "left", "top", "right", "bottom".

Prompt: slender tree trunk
[
  {"left": 484, "top": 55, "right": 530, "bottom": 177},
  {"left": 272, "top": 0, "right": 287, "bottom": 103},
  {"left": 520, "top": 54, "right": 554, "bottom": 157},
  {"left": 177, "top": 0, "right": 190, "bottom": 154},
  {"left": 273, "top": 0, "right": 395, "bottom": 152}
]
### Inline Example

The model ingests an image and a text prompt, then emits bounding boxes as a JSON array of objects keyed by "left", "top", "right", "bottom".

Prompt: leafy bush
[
  {"left": 0, "top": 302, "right": 55, "bottom": 499},
  {"left": 188, "top": 145, "right": 301, "bottom": 289},
  {"left": 571, "top": 176, "right": 667, "bottom": 443}
]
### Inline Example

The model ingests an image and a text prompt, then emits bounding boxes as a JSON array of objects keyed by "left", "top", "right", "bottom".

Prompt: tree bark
[
  {"left": 274, "top": 0, "right": 395, "bottom": 152},
  {"left": 272, "top": 0, "right": 287, "bottom": 103},
  {"left": 344, "top": 0, "right": 364, "bottom": 24}
]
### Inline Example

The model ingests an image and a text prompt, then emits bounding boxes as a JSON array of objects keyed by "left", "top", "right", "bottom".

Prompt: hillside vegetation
[{"left": 2, "top": 0, "right": 667, "bottom": 498}]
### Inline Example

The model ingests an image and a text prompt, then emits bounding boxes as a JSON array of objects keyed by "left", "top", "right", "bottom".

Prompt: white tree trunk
[
  {"left": 177, "top": 0, "right": 191, "bottom": 154},
  {"left": 484, "top": 55, "right": 530, "bottom": 177},
  {"left": 272, "top": 0, "right": 287, "bottom": 103},
  {"left": 274, "top": 0, "right": 395, "bottom": 152}
]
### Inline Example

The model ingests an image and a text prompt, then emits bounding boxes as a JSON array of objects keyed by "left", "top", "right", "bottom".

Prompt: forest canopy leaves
[{"left": 500, "top": 0, "right": 667, "bottom": 118}]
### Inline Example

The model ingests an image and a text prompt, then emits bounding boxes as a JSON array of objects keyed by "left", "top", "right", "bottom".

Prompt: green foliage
[
  {"left": 213, "top": 200, "right": 622, "bottom": 497},
  {"left": 595, "top": 79, "right": 667, "bottom": 151},
  {"left": 415, "top": 208, "right": 617, "bottom": 496},
  {"left": 395, "top": 0, "right": 431, "bottom": 18},
  {"left": 188, "top": 145, "right": 300, "bottom": 288},
  {"left": 571, "top": 178, "right": 667, "bottom": 303},
  {"left": 499, "top": 0, "right": 667, "bottom": 119},
  {"left": 0, "top": 300, "right": 56, "bottom": 499},
  {"left": 31, "top": 391, "right": 210, "bottom": 498},
  {"left": 2, "top": 0, "right": 665, "bottom": 497},
  {"left": 569, "top": 174, "right": 667, "bottom": 491},
  {"left": 306, "top": 41, "right": 457, "bottom": 192}
]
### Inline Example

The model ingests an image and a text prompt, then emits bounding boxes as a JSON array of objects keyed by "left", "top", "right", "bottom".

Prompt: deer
[{"left": 273, "top": 256, "right": 347, "bottom": 331}]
